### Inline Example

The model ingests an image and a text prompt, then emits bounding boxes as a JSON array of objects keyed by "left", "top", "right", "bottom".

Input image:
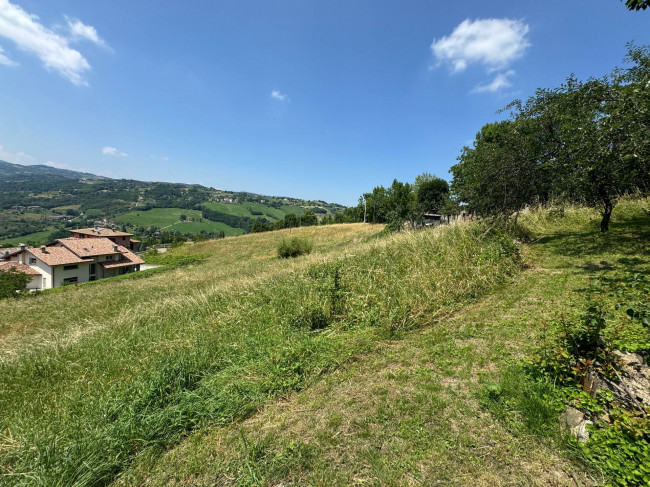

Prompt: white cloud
[
  {"left": 0, "top": 144, "right": 35, "bottom": 164},
  {"left": 431, "top": 18, "right": 529, "bottom": 73},
  {"left": 45, "top": 160, "right": 70, "bottom": 169},
  {"left": 102, "top": 146, "right": 127, "bottom": 157},
  {"left": 0, "top": 44, "right": 16, "bottom": 65},
  {"left": 271, "top": 90, "right": 288, "bottom": 101},
  {"left": 65, "top": 16, "right": 108, "bottom": 49},
  {"left": 0, "top": 0, "right": 98, "bottom": 85},
  {"left": 472, "top": 70, "right": 515, "bottom": 93}
]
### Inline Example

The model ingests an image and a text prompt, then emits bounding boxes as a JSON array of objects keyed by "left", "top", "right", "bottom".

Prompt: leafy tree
[
  {"left": 0, "top": 268, "right": 31, "bottom": 299},
  {"left": 180, "top": 214, "right": 187, "bottom": 221},
  {"left": 451, "top": 45, "right": 650, "bottom": 231},
  {"left": 623, "top": 0, "right": 649, "bottom": 10},
  {"left": 300, "top": 209, "right": 318, "bottom": 226},
  {"left": 416, "top": 177, "right": 449, "bottom": 214},
  {"left": 363, "top": 186, "right": 389, "bottom": 224},
  {"left": 47, "top": 227, "right": 72, "bottom": 242},
  {"left": 283, "top": 213, "right": 299, "bottom": 228},
  {"left": 451, "top": 119, "right": 544, "bottom": 220},
  {"left": 386, "top": 179, "right": 414, "bottom": 231}
]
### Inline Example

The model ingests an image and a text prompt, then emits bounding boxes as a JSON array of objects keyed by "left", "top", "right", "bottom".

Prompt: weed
[{"left": 277, "top": 237, "right": 313, "bottom": 258}]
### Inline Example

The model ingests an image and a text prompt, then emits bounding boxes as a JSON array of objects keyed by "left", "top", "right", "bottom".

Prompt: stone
[
  {"left": 573, "top": 420, "right": 593, "bottom": 443},
  {"left": 561, "top": 406, "right": 585, "bottom": 430},
  {"left": 560, "top": 407, "right": 593, "bottom": 442},
  {"left": 611, "top": 350, "right": 650, "bottom": 406}
]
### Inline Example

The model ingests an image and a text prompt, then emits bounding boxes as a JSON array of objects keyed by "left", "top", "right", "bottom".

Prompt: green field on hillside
[
  {"left": 114, "top": 208, "right": 242, "bottom": 236},
  {"left": 2, "top": 227, "right": 57, "bottom": 246},
  {"left": 1, "top": 199, "right": 648, "bottom": 486},
  {"left": 201, "top": 201, "right": 307, "bottom": 222}
]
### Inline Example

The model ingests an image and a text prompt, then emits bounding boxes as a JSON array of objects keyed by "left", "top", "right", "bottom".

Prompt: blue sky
[{"left": 0, "top": 0, "right": 648, "bottom": 205}]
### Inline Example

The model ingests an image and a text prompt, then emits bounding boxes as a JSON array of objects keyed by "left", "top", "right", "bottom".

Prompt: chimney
[
  {"left": 19, "top": 243, "right": 25, "bottom": 250},
  {"left": 113, "top": 245, "right": 118, "bottom": 252},
  {"left": 40, "top": 245, "right": 48, "bottom": 254}
]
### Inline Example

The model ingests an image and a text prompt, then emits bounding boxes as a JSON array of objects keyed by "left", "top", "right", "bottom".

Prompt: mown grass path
[{"left": 118, "top": 215, "right": 649, "bottom": 486}]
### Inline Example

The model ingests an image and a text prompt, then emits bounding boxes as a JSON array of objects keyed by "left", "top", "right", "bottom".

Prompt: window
[
  {"left": 63, "top": 277, "right": 78, "bottom": 285},
  {"left": 42, "top": 277, "right": 46, "bottom": 287},
  {"left": 89, "top": 263, "right": 96, "bottom": 277},
  {"left": 63, "top": 264, "right": 78, "bottom": 270},
  {"left": 29, "top": 258, "right": 36, "bottom": 265}
]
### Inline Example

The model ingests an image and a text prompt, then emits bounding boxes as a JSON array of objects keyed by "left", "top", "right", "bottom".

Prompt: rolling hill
[
  {"left": 0, "top": 161, "right": 346, "bottom": 246},
  {"left": 0, "top": 160, "right": 101, "bottom": 180}
]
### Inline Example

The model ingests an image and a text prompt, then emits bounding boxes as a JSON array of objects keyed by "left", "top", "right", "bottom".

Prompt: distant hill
[
  {"left": 0, "top": 161, "right": 347, "bottom": 246},
  {"left": 0, "top": 160, "right": 102, "bottom": 180}
]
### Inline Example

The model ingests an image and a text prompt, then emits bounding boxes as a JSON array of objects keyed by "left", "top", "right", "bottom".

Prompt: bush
[
  {"left": 0, "top": 268, "right": 31, "bottom": 299},
  {"left": 276, "top": 237, "right": 313, "bottom": 258}
]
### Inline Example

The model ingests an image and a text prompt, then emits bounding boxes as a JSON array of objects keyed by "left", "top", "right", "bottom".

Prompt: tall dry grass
[{"left": 0, "top": 221, "right": 521, "bottom": 486}]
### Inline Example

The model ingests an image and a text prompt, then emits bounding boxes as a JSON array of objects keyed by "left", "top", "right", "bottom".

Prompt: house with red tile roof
[
  {"left": 5, "top": 237, "right": 144, "bottom": 290},
  {"left": 70, "top": 227, "right": 140, "bottom": 251}
]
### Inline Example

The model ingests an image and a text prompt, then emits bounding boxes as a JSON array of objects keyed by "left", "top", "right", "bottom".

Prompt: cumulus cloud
[
  {"left": 102, "top": 146, "right": 127, "bottom": 157},
  {"left": 0, "top": 44, "right": 16, "bottom": 65},
  {"left": 0, "top": 0, "right": 106, "bottom": 85},
  {"left": 0, "top": 144, "right": 35, "bottom": 164},
  {"left": 431, "top": 18, "right": 530, "bottom": 73},
  {"left": 65, "top": 16, "right": 108, "bottom": 48},
  {"left": 271, "top": 90, "right": 288, "bottom": 101},
  {"left": 472, "top": 70, "right": 515, "bottom": 93}
]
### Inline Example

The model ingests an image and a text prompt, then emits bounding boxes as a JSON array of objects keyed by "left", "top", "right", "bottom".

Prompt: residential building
[
  {"left": 70, "top": 227, "right": 140, "bottom": 251},
  {"left": 5, "top": 237, "right": 144, "bottom": 290}
]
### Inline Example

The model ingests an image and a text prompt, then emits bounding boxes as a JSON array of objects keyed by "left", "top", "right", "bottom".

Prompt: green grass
[
  {"left": 116, "top": 199, "right": 648, "bottom": 487},
  {"left": 2, "top": 227, "right": 56, "bottom": 246},
  {"left": 0, "top": 221, "right": 523, "bottom": 486},
  {"left": 201, "top": 201, "right": 306, "bottom": 222},
  {"left": 114, "top": 208, "right": 242, "bottom": 235},
  {"left": 1, "top": 198, "right": 648, "bottom": 487}
]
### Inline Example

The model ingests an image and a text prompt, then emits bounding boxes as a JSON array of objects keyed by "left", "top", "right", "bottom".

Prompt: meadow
[
  {"left": 113, "top": 208, "right": 243, "bottom": 236},
  {"left": 1, "top": 199, "right": 648, "bottom": 486}
]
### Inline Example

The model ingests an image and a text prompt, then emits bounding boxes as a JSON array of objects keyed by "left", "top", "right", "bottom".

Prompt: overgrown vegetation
[
  {"left": 276, "top": 237, "right": 314, "bottom": 258},
  {"left": 479, "top": 199, "right": 650, "bottom": 486},
  {"left": 0, "top": 220, "right": 524, "bottom": 486}
]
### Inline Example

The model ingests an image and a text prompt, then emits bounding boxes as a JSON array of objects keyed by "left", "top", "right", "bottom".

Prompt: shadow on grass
[{"left": 533, "top": 217, "right": 650, "bottom": 269}]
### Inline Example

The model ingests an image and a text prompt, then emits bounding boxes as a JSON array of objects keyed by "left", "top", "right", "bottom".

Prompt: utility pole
[{"left": 363, "top": 196, "right": 367, "bottom": 224}]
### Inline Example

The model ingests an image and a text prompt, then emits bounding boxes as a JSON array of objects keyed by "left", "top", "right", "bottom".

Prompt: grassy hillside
[
  {"left": 201, "top": 201, "right": 307, "bottom": 222},
  {"left": 114, "top": 208, "right": 244, "bottom": 236},
  {"left": 1, "top": 199, "right": 648, "bottom": 486},
  {"left": 0, "top": 162, "right": 346, "bottom": 245},
  {"left": 0, "top": 218, "right": 524, "bottom": 485},
  {"left": 0, "top": 160, "right": 100, "bottom": 180}
]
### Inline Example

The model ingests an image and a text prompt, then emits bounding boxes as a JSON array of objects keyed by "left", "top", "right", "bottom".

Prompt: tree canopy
[
  {"left": 624, "top": 0, "right": 650, "bottom": 10},
  {"left": 450, "top": 45, "right": 650, "bottom": 231}
]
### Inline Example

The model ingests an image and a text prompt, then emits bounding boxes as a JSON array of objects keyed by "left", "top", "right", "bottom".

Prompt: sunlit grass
[{"left": 0, "top": 220, "right": 522, "bottom": 485}]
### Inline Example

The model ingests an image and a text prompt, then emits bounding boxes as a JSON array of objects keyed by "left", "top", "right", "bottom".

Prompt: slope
[
  {"left": 115, "top": 201, "right": 649, "bottom": 486},
  {"left": 0, "top": 160, "right": 101, "bottom": 180}
]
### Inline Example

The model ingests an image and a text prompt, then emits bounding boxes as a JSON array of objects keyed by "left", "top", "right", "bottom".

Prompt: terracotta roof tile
[
  {"left": 27, "top": 247, "right": 91, "bottom": 267},
  {"left": 0, "top": 262, "right": 41, "bottom": 276},
  {"left": 57, "top": 237, "right": 120, "bottom": 258},
  {"left": 71, "top": 227, "right": 132, "bottom": 237},
  {"left": 99, "top": 244, "right": 144, "bottom": 268}
]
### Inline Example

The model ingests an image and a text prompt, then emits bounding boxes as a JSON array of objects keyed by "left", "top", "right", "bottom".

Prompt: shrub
[
  {"left": 0, "top": 268, "right": 31, "bottom": 299},
  {"left": 276, "top": 237, "right": 313, "bottom": 258}
]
